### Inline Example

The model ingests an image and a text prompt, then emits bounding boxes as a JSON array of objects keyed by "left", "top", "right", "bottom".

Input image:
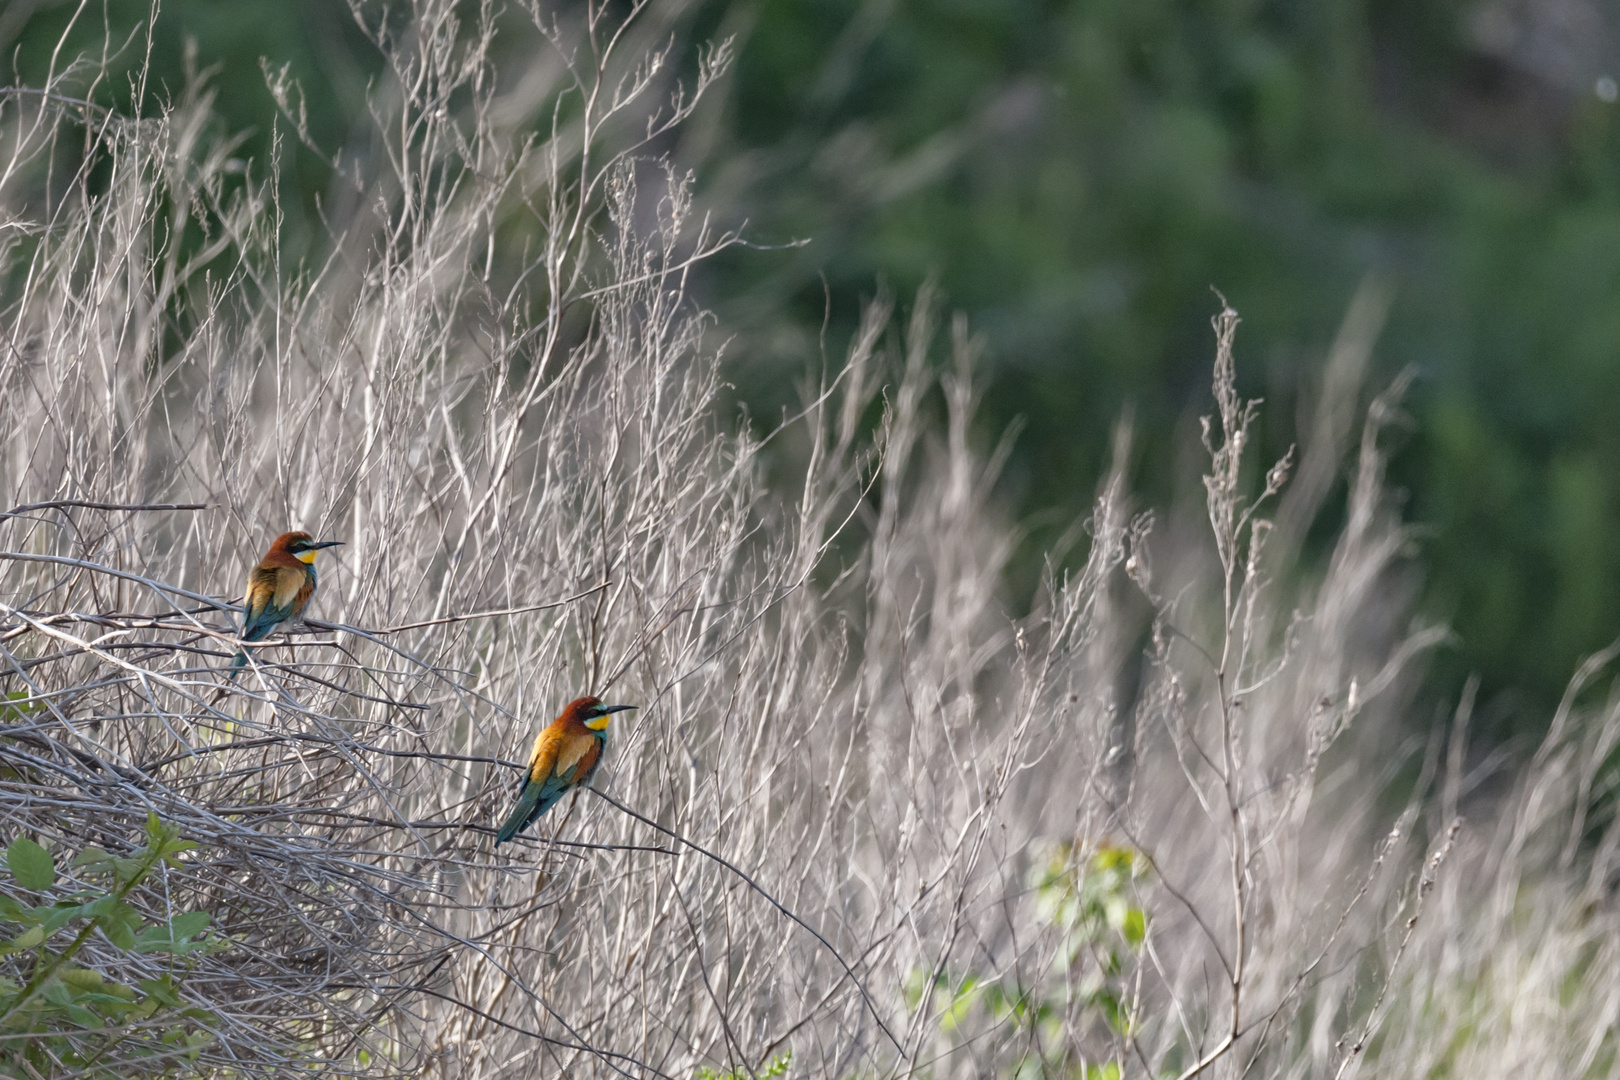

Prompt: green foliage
[
  {"left": 0, "top": 815, "right": 220, "bottom": 1077},
  {"left": 6, "top": 838, "right": 54, "bottom": 893},
  {"left": 0, "top": 692, "right": 40, "bottom": 724},
  {"left": 1030, "top": 842, "right": 1147, "bottom": 1034},
  {"left": 696, "top": 1050, "right": 792, "bottom": 1080},
  {"left": 10, "top": 0, "right": 1620, "bottom": 718},
  {"left": 906, "top": 842, "right": 1147, "bottom": 1077},
  {"left": 691, "top": 0, "right": 1620, "bottom": 719}
]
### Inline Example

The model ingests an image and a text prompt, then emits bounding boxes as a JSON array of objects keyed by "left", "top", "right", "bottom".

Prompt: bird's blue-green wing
[
  {"left": 530, "top": 771, "right": 577, "bottom": 817},
  {"left": 494, "top": 737, "right": 602, "bottom": 844},
  {"left": 240, "top": 567, "right": 295, "bottom": 642}
]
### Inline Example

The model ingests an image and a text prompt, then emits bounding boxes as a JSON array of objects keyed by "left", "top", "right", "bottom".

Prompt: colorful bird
[
  {"left": 495, "top": 696, "right": 636, "bottom": 845},
  {"left": 230, "top": 531, "right": 344, "bottom": 673}
]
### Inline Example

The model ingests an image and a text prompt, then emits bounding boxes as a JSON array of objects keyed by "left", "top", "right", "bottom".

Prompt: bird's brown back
[{"left": 527, "top": 698, "right": 606, "bottom": 783}]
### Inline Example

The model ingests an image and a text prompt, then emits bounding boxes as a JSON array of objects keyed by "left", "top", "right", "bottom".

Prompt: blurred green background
[{"left": 9, "top": 0, "right": 1620, "bottom": 735}]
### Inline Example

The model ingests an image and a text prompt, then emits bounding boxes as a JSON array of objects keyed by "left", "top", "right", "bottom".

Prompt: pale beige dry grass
[{"left": 0, "top": 3, "right": 1615, "bottom": 1079}]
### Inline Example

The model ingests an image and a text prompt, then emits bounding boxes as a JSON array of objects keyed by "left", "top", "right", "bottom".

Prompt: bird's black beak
[
  {"left": 600, "top": 704, "right": 637, "bottom": 715},
  {"left": 311, "top": 540, "right": 345, "bottom": 550}
]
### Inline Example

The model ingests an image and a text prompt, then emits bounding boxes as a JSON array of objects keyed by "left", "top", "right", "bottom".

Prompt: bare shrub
[{"left": 1, "top": 3, "right": 1616, "bottom": 1079}]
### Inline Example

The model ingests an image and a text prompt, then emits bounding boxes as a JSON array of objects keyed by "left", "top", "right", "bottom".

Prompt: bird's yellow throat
[{"left": 296, "top": 550, "right": 318, "bottom": 564}]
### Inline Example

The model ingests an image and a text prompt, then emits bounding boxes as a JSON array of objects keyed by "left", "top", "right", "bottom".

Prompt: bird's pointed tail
[{"left": 495, "top": 783, "right": 542, "bottom": 846}]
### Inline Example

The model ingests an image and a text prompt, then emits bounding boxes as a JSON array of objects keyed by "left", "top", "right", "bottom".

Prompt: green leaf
[
  {"left": 10, "top": 924, "right": 42, "bottom": 949},
  {"left": 158, "top": 838, "right": 197, "bottom": 864},
  {"left": 82, "top": 895, "right": 116, "bottom": 918},
  {"left": 58, "top": 968, "right": 103, "bottom": 992},
  {"left": 169, "top": 910, "right": 210, "bottom": 939},
  {"left": 902, "top": 967, "right": 931, "bottom": 1010},
  {"left": 70, "top": 847, "right": 112, "bottom": 869},
  {"left": 136, "top": 911, "right": 212, "bottom": 954},
  {"left": 938, "top": 975, "right": 981, "bottom": 1033},
  {"left": 7, "top": 837, "right": 54, "bottom": 891},
  {"left": 64, "top": 1004, "right": 99, "bottom": 1028},
  {"left": 41, "top": 902, "right": 84, "bottom": 935},
  {"left": 1091, "top": 846, "right": 1134, "bottom": 873},
  {"left": 0, "top": 692, "right": 40, "bottom": 721},
  {"left": 102, "top": 919, "right": 136, "bottom": 952},
  {"left": 1122, "top": 906, "right": 1146, "bottom": 947},
  {"left": 75, "top": 991, "right": 132, "bottom": 1009},
  {"left": 138, "top": 977, "right": 182, "bottom": 1007},
  {"left": 112, "top": 857, "right": 146, "bottom": 885},
  {"left": 103, "top": 911, "right": 137, "bottom": 950}
]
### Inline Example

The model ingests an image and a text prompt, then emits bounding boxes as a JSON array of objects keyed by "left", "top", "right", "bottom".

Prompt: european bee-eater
[
  {"left": 230, "top": 531, "right": 343, "bottom": 673},
  {"left": 495, "top": 696, "right": 636, "bottom": 845}
]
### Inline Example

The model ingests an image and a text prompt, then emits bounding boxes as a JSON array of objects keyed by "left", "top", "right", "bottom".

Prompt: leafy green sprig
[{"left": 0, "top": 815, "right": 220, "bottom": 1076}]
